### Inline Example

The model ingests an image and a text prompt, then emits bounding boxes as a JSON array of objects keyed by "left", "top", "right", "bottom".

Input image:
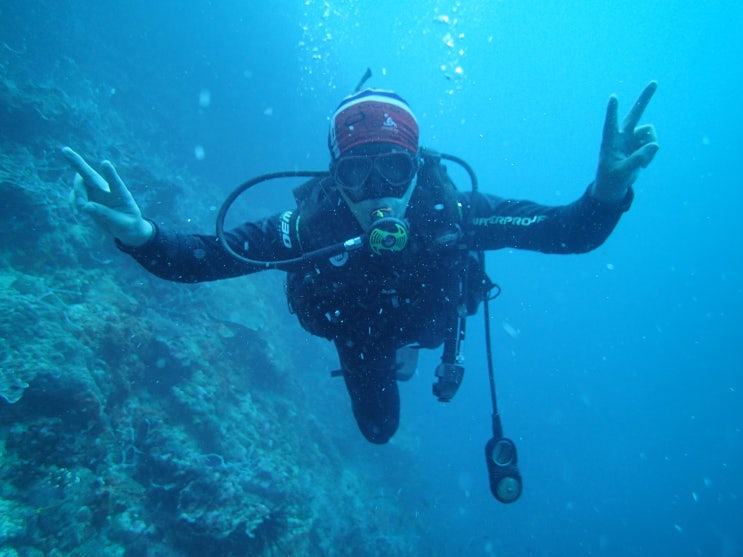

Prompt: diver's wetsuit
[{"left": 119, "top": 162, "right": 632, "bottom": 444}]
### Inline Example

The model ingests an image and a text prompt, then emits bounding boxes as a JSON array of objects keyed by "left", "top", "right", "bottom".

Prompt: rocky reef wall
[{"left": 0, "top": 39, "right": 421, "bottom": 556}]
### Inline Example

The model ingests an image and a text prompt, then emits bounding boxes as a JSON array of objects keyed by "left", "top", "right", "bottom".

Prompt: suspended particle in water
[
  {"left": 198, "top": 89, "right": 211, "bottom": 108},
  {"left": 502, "top": 321, "right": 520, "bottom": 338}
]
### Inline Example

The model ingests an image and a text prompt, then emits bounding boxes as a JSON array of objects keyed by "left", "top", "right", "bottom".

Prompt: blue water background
[{"left": 6, "top": 1, "right": 741, "bottom": 555}]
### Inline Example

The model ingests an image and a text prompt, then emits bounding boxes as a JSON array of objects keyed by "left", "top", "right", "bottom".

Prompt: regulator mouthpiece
[{"left": 368, "top": 210, "right": 408, "bottom": 255}]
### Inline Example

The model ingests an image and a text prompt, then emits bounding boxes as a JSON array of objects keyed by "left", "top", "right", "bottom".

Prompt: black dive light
[
  {"left": 479, "top": 246, "right": 524, "bottom": 503},
  {"left": 484, "top": 415, "right": 522, "bottom": 504}
]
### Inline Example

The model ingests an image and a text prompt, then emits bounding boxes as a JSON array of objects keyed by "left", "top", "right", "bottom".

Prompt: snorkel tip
[{"left": 354, "top": 68, "right": 372, "bottom": 92}]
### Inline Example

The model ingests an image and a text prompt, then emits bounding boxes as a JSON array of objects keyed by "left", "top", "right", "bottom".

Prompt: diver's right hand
[{"left": 62, "top": 147, "right": 154, "bottom": 247}]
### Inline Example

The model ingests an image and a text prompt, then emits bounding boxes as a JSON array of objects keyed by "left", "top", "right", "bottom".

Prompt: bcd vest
[{"left": 285, "top": 149, "right": 490, "bottom": 348}]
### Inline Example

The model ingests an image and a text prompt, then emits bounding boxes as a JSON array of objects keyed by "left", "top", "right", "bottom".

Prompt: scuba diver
[{"left": 62, "top": 82, "right": 658, "bottom": 500}]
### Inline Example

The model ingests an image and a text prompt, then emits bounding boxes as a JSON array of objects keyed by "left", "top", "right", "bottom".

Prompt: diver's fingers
[
  {"left": 100, "top": 160, "right": 137, "bottom": 207},
  {"left": 62, "top": 146, "right": 110, "bottom": 193},
  {"left": 620, "top": 81, "right": 657, "bottom": 133}
]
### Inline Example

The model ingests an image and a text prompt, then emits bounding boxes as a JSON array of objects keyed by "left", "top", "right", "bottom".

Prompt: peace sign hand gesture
[
  {"left": 62, "top": 147, "right": 154, "bottom": 247},
  {"left": 592, "top": 81, "right": 659, "bottom": 202}
]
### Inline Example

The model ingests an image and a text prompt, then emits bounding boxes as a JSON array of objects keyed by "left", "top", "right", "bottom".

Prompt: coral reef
[{"left": 0, "top": 37, "right": 422, "bottom": 556}]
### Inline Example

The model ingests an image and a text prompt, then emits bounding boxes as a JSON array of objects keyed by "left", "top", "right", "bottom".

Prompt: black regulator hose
[
  {"left": 441, "top": 152, "right": 478, "bottom": 192},
  {"left": 215, "top": 170, "right": 363, "bottom": 272}
]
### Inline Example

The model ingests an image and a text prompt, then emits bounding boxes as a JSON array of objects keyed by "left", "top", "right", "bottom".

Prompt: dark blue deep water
[{"left": 2, "top": 1, "right": 741, "bottom": 556}]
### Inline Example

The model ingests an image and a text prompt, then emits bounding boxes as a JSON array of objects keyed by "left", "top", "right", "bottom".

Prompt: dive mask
[
  {"left": 333, "top": 151, "right": 418, "bottom": 202},
  {"left": 333, "top": 151, "right": 419, "bottom": 233}
]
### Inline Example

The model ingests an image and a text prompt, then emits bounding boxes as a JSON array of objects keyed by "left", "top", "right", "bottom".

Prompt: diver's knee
[{"left": 359, "top": 419, "right": 397, "bottom": 444}]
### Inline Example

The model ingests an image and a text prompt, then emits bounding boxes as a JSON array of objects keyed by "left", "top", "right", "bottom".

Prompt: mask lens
[
  {"left": 375, "top": 152, "right": 416, "bottom": 186},
  {"left": 335, "top": 156, "right": 374, "bottom": 194}
]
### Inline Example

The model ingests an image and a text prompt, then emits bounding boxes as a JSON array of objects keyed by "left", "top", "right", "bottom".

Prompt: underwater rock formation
[{"left": 0, "top": 40, "right": 422, "bottom": 556}]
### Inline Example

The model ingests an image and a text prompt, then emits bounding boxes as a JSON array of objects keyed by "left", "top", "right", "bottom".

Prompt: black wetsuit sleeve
[
  {"left": 116, "top": 212, "right": 299, "bottom": 282},
  {"left": 463, "top": 184, "right": 634, "bottom": 254}
]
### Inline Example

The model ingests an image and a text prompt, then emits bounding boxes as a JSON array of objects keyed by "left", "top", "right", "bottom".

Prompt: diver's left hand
[{"left": 591, "top": 81, "right": 659, "bottom": 202}]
